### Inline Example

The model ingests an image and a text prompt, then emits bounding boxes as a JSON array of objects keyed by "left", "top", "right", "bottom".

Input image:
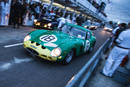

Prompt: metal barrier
[{"left": 66, "top": 37, "right": 112, "bottom": 87}]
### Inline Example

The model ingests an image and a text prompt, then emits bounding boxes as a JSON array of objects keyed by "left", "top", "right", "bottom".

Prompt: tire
[{"left": 63, "top": 50, "right": 74, "bottom": 64}]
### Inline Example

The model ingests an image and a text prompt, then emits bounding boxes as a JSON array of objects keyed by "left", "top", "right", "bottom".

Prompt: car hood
[{"left": 30, "top": 30, "right": 79, "bottom": 49}]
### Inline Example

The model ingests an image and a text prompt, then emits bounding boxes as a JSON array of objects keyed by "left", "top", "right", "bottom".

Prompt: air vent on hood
[
  {"left": 42, "top": 46, "right": 46, "bottom": 49},
  {"left": 31, "top": 41, "right": 35, "bottom": 43},
  {"left": 36, "top": 43, "right": 40, "bottom": 46}
]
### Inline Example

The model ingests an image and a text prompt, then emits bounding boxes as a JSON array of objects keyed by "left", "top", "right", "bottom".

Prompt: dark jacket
[{"left": 12, "top": 2, "right": 22, "bottom": 17}]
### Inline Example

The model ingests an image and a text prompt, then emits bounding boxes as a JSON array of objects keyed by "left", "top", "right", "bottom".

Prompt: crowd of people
[
  {"left": 9, "top": 0, "right": 44, "bottom": 28},
  {"left": 8, "top": 0, "right": 86, "bottom": 28},
  {"left": 0, "top": 0, "right": 96, "bottom": 29}
]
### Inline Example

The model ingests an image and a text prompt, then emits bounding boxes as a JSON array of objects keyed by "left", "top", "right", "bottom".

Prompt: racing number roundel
[
  {"left": 40, "top": 35, "right": 57, "bottom": 42},
  {"left": 84, "top": 40, "right": 90, "bottom": 52}
]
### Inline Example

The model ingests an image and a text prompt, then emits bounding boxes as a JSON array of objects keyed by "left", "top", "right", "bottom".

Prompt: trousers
[{"left": 103, "top": 46, "right": 129, "bottom": 77}]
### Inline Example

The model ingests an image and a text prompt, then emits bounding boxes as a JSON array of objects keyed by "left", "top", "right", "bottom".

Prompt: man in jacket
[{"left": 12, "top": 0, "right": 22, "bottom": 28}]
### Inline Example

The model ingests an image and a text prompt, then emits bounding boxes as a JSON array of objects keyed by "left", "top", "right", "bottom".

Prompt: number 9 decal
[
  {"left": 84, "top": 40, "right": 90, "bottom": 52},
  {"left": 40, "top": 35, "right": 57, "bottom": 42}
]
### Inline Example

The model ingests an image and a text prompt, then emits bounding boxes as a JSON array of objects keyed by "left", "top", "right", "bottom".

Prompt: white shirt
[
  {"left": 116, "top": 29, "right": 130, "bottom": 48},
  {"left": 35, "top": 6, "right": 40, "bottom": 14},
  {"left": 57, "top": 17, "right": 66, "bottom": 28}
]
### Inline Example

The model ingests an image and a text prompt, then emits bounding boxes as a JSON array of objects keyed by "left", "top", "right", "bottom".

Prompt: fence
[{"left": 66, "top": 37, "right": 112, "bottom": 87}]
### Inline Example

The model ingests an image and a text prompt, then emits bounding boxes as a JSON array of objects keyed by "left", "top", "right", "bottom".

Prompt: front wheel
[{"left": 63, "top": 50, "right": 74, "bottom": 64}]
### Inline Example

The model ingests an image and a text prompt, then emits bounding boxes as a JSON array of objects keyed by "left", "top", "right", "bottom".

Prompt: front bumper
[{"left": 23, "top": 40, "right": 62, "bottom": 61}]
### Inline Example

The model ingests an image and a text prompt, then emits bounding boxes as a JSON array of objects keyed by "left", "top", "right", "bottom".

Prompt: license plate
[{"left": 30, "top": 45, "right": 37, "bottom": 49}]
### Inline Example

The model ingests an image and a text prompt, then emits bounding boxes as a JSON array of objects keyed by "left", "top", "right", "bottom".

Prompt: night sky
[{"left": 105, "top": 0, "right": 130, "bottom": 23}]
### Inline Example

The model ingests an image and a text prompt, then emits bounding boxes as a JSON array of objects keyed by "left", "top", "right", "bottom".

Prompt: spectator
[
  {"left": 112, "top": 23, "right": 126, "bottom": 35},
  {"left": 57, "top": 14, "right": 72, "bottom": 30},
  {"left": 20, "top": 2, "right": 27, "bottom": 26},
  {"left": 65, "top": 15, "right": 72, "bottom": 23},
  {"left": 76, "top": 14, "right": 85, "bottom": 26},
  {"left": 71, "top": 15, "right": 76, "bottom": 24},
  {"left": 108, "top": 23, "right": 127, "bottom": 48},
  {"left": 0, "top": 0, "right": 8, "bottom": 25},
  {"left": 0, "top": 1, "right": 2, "bottom": 25},
  {"left": 113, "top": 23, "right": 127, "bottom": 42},
  {"left": 34, "top": 3, "right": 41, "bottom": 19},
  {"left": 44, "top": 10, "right": 50, "bottom": 17},
  {"left": 48, "top": 10, "right": 56, "bottom": 19},
  {"left": 102, "top": 22, "right": 130, "bottom": 77},
  {"left": 57, "top": 15, "right": 66, "bottom": 29},
  {"left": 41, "top": 7, "right": 47, "bottom": 16},
  {"left": 12, "top": 0, "right": 22, "bottom": 28}
]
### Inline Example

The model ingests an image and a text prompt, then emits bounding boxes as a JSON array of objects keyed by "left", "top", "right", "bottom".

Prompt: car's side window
[
  {"left": 62, "top": 25, "right": 71, "bottom": 33},
  {"left": 86, "top": 32, "right": 91, "bottom": 40}
]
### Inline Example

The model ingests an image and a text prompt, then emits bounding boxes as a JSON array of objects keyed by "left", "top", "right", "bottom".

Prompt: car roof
[{"left": 65, "top": 23, "right": 91, "bottom": 33}]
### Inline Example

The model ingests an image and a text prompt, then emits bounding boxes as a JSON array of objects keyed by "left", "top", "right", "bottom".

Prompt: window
[{"left": 87, "top": 32, "right": 91, "bottom": 39}]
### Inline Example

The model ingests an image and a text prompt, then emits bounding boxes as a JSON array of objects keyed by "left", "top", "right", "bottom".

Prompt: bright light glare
[
  {"left": 51, "top": 48, "right": 61, "bottom": 57},
  {"left": 34, "top": 19, "right": 37, "bottom": 23},
  {"left": 48, "top": 23, "right": 52, "bottom": 27},
  {"left": 24, "top": 35, "right": 31, "bottom": 42}
]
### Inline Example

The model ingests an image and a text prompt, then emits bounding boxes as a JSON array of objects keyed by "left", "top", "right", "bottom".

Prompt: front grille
[
  {"left": 41, "top": 55, "right": 47, "bottom": 58},
  {"left": 41, "top": 55, "right": 52, "bottom": 60},
  {"left": 31, "top": 41, "right": 40, "bottom": 46},
  {"left": 26, "top": 48, "right": 39, "bottom": 56},
  {"left": 30, "top": 41, "right": 46, "bottom": 49}
]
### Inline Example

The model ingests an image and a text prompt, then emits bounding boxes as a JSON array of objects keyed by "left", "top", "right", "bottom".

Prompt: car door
[{"left": 84, "top": 31, "right": 91, "bottom": 52}]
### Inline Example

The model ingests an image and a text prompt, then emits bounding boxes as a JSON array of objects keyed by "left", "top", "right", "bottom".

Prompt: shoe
[
  {"left": 100, "top": 71, "right": 106, "bottom": 77},
  {"left": 100, "top": 71, "right": 113, "bottom": 78}
]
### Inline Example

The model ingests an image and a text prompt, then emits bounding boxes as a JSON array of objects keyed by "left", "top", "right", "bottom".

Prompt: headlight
[
  {"left": 109, "top": 28, "right": 113, "bottom": 31},
  {"left": 48, "top": 23, "right": 52, "bottom": 27},
  {"left": 34, "top": 19, "right": 37, "bottom": 23},
  {"left": 24, "top": 35, "right": 31, "bottom": 42},
  {"left": 51, "top": 48, "right": 61, "bottom": 57},
  {"left": 44, "top": 24, "right": 47, "bottom": 28},
  {"left": 36, "top": 22, "right": 40, "bottom": 26},
  {"left": 104, "top": 27, "right": 107, "bottom": 30}
]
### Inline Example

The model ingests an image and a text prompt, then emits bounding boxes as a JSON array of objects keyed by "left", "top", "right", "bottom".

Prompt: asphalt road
[{"left": 0, "top": 26, "right": 111, "bottom": 87}]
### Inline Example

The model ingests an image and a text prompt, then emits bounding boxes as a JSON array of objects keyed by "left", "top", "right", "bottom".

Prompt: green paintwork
[{"left": 26, "top": 23, "right": 96, "bottom": 61}]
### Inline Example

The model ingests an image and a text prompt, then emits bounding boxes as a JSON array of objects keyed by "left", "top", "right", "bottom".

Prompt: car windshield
[{"left": 62, "top": 25, "right": 86, "bottom": 40}]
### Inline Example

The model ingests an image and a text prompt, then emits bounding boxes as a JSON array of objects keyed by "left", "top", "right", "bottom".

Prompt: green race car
[{"left": 23, "top": 23, "right": 96, "bottom": 64}]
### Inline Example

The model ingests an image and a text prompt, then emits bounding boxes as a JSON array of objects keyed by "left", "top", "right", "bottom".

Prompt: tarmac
[{"left": 86, "top": 48, "right": 127, "bottom": 87}]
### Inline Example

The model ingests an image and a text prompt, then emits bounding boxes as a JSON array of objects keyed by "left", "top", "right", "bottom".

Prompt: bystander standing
[
  {"left": 12, "top": 0, "right": 22, "bottom": 28},
  {"left": 76, "top": 14, "right": 85, "bottom": 26},
  {"left": 102, "top": 22, "right": 130, "bottom": 77}
]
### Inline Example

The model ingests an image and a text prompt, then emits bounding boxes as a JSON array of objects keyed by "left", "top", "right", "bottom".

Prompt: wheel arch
[{"left": 72, "top": 48, "right": 76, "bottom": 56}]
